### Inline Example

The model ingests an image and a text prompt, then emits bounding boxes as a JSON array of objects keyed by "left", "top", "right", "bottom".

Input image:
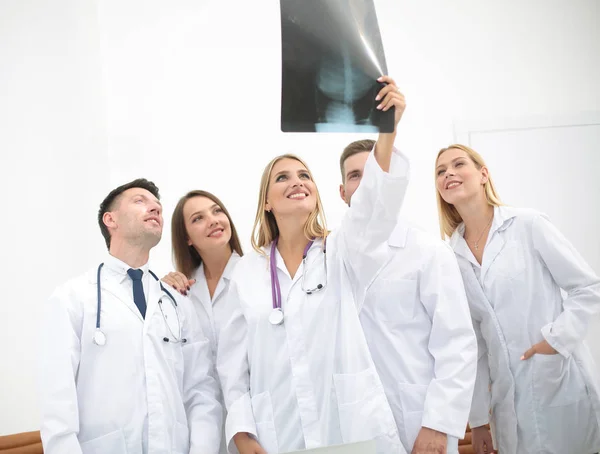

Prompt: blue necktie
[{"left": 127, "top": 268, "right": 146, "bottom": 319}]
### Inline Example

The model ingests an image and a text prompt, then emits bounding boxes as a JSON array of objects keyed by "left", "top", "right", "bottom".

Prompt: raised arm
[
  {"left": 39, "top": 287, "right": 84, "bottom": 454},
  {"left": 337, "top": 76, "right": 409, "bottom": 306}
]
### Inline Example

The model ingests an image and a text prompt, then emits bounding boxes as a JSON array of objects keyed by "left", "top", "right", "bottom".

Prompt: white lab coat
[
  {"left": 39, "top": 254, "right": 222, "bottom": 454},
  {"left": 359, "top": 220, "right": 477, "bottom": 453},
  {"left": 217, "top": 151, "right": 409, "bottom": 454},
  {"left": 450, "top": 205, "right": 600, "bottom": 454},
  {"left": 191, "top": 252, "right": 242, "bottom": 454}
]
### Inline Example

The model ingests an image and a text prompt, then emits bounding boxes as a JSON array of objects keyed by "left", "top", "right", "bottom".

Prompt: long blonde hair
[
  {"left": 436, "top": 144, "right": 503, "bottom": 239},
  {"left": 251, "top": 154, "right": 328, "bottom": 253}
]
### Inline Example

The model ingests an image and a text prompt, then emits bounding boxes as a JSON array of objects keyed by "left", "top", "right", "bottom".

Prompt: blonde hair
[
  {"left": 251, "top": 154, "right": 328, "bottom": 253},
  {"left": 435, "top": 144, "right": 503, "bottom": 239}
]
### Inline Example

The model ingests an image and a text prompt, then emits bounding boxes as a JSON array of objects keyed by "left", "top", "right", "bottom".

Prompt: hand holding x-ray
[{"left": 375, "top": 75, "right": 406, "bottom": 131}]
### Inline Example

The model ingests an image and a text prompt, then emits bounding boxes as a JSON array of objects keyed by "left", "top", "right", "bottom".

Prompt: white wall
[
  {"left": 0, "top": 0, "right": 109, "bottom": 434},
  {"left": 0, "top": 0, "right": 598, "bottom": 435}
]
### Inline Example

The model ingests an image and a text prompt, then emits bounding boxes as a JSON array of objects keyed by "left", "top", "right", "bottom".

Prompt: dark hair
[
  {"left": 339, "top": 139, "right": 375, "bottom": 181},
  {"left": 171, "top": 190, "right": 244, "bottom": 278},
  {"left": 98, "top": 178, "right": 160, "bottom": 249}
]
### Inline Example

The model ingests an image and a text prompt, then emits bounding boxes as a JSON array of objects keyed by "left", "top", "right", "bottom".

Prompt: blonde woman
[
  {"left": 217, "top": 77, "right": 409, "bottom": 454},
  {"left": 435, "top": 144, "right": 600, "bottom": 454}
]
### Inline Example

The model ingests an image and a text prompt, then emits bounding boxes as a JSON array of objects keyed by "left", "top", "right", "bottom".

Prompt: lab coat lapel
[
  {"left": 93, "top": 272, "right": 144, "bottom": 323},
  {"left": 481, "top": 230, "right": 506, "bottom": 283},
  {"left": 461, "top": 260, "right": 494, "bottom": 313},
  {"left": 212, "top": 277, "right": 226, "bottom": 303},
  {"left": 143, "top": 274, "right": 162, "bottom": 334},
  {"left": 481, "top": 206, "right": 517, "bottom": 283},
  {"left": 271, "top": 244, "right": 304, "bottom": 284},
  {"left": 211, "top": 252, "right": 241, "bottom": 302},
  {"left": 450, "top": 226, "right": 480, "bottom": 268},
  {"left": 194, "top": 265, "right": 213, "bottom": 314}
]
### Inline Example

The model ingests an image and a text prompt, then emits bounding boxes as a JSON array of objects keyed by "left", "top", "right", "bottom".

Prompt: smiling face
[
  {"left": 183, "top": 195, "right": 231, "bottom": 255},
  {"left": 435, "top": 147, "right": 489, "bottom": 206},
  {"left": 104, "top": 187, "right": 163, "bottom": 248},
  {"left": 265, "top": 157, "right": 317, "bottom": 218}
]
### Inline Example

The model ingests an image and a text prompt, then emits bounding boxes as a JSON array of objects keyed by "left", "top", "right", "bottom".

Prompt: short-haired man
[
  {"left": 340, "top": 141, "right": 477, "bottom": 454},
  {"left": 39, "top": 178, "right": 222, "bottom": 454}
]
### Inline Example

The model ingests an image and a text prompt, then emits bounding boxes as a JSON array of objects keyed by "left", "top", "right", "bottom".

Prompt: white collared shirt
[{"left": 102, "top": 254, "right": 151, "bottom": 312}]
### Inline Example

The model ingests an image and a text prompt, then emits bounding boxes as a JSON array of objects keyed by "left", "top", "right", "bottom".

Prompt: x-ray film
[{"left": 280, "top": 0, "right": 393, "bottom": 133}]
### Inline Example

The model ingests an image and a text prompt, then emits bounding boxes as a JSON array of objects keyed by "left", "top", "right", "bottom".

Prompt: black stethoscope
[
  {"left": 93, "top": 263, "right": 187, "bottom": 346},
  {"left": 268, "top": 237, "right": 328, "bottom": 325}
]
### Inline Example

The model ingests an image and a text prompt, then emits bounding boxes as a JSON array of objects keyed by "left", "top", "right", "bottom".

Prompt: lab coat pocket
[
  {"left": 530, "top": 354, "right": 600, "bottom": 452},
  {"left": 491, "top": 240, "right": 526, "bottom": 280},
  {"left": 171, "top": 421, "right": 190, "bottom": 454},
  {"left": 397, "top": 383, "right": 428, "bottom": 451},
  {"left": 334, "top": 367, "right": 397, "bottom": 445},
  {"left": 372, "top": 278, "right": 418, "bottom": 324},
  {"left": 532, "top": 353, "right": 587, "bottom": 407},
  {"left": 251, "top": 391, "right": 279, "bottom": 454},
  {"left": 81, "top": 429, "right": 127, "bottom": 454}
]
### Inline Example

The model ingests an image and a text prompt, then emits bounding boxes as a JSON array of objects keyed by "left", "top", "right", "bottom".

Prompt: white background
[{"left": 1, "top": 0, "right": 599, "bottom": 435}]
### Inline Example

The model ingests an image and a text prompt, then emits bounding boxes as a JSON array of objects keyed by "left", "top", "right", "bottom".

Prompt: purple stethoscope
[{"left": 268, "top": 237, "right": 328, "bottom": 325}]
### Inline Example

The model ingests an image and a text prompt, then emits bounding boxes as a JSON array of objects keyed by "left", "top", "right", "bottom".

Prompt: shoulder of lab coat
[
  {"left": 523, "top": 210, "right": 600, "bottom": 357},
  {"left": 39, "top": 272, "right": 92, "bottom": 454},
  {"left": 167, "top": 285, "right": 223, "bottom": 454},
  {"left": 403, "top": 226, "right": 478, "bottom": 439},
  {"left": 449, "top": 205, "right": 526, "bottom": 250},
  {"left": 336, "top": 147, "right": 410, "bottom": 307},
  {"left": 215, "top": 266, "right": 258, "bottom": 452}
]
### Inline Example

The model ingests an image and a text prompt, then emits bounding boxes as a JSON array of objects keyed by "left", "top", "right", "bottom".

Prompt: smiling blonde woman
[{"left": 435, "top": 144, "right": 600, "bottom": 454}]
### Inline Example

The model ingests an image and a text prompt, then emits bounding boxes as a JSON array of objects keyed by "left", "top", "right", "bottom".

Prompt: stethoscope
[
  {"left": 268, "top": 237, "right": 327, "bottom": 325},
  {"left": 93, "top": 263, "right": 187, "bottom": 346}
]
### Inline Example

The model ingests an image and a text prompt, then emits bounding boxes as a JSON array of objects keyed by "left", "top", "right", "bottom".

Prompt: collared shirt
[{"left": 103, "top": 254, "right": 151, "bottom": 314}]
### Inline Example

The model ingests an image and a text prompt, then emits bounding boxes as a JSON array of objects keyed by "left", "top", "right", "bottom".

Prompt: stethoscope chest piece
[
  {"left": 269, "top": 308, "right": 284, "bottom": 326},
  {"left": 93, "top": 328, "right": 106, "bottom": 346}
]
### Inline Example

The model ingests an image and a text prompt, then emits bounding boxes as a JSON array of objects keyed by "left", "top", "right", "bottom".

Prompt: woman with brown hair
[
  {"left": 217, "top": 77, "right": 410, "bottom": 454},
  {"left": 163, "top": 189, "right": 243, "bottom": 454},
  {"left": 435, "top": 144, "right": 600, "bottom": 454}
]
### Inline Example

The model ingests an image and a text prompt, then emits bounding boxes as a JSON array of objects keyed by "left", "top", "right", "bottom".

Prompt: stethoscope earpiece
[{"left": 163, "top": 336, "right": 188, "bottom": 343}]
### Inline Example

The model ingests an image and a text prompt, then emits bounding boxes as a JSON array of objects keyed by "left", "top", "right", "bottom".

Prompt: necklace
[{"left": 468, "top": 214, "right": 494, "bottom": 251}]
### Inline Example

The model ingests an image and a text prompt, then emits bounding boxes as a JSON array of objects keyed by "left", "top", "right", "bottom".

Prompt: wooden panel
[{"left": 0, "top": 431, "right": 42, "bottom": 453}]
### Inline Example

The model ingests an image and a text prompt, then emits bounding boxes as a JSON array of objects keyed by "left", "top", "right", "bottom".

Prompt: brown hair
[
  {"left": 98, "top": 178, "right": 160, "bottom": 249},
  {"left": 251, "top": 154, "right": 327, "bottom": 253},
  {"left": 171, "top": 190, "right": 243, "bottom": 278},
  {"left": 435, "top": 144, "right": 503, "bottom": 239},
  {"left": 339, "top": 139, "right": 375, "bottom": 181}
]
